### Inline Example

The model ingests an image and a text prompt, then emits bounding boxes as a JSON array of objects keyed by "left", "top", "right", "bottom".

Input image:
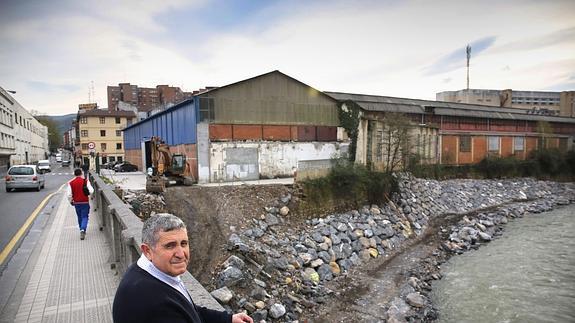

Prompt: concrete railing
[{"left": 90, "top": 172, "right": 223, "bottom": 310}]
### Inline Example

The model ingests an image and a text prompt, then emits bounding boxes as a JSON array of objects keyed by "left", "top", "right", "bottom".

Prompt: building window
[
  {"left": 81, "top": 143, "right": 89, "bottom": 150},
  {"left": 101, "top": 143, "right": 107, "bottom": 151},
  {"left": 199, "top": 97, "right": 215, "bottom": 122},
  {"left": 116, "top": 143, "right": 122, "bottom": 150},
  {"left": 99, "top": 117, "right": 105, "bottom": 124},
  {"left": 100, "top": 130, "right": 106, "bottom": 136},
  {"left": 117, "top": 156, "right": 123, "bottom": 162},
  {"left": 115, "top": 117, "right": 121, "bottom": 124},
  {"left": 81, "top": 130, "right": 88, "bottom": 137},
  {"left": 116, "top": 130, "right": 121, "bottom": 136},
  {"left": 488, "top": 136, "right": 500, "bottom": 152},
  {"left": 514, "top": 137, "right": 524, "bottom": 151},
  {"left": 80, "top": 117, "right": 87, "bottom": 124},
  {"left": 459, "top": 136, "right": 471, "bottom": 152}
]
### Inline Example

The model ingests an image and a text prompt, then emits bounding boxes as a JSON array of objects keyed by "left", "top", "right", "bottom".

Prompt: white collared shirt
[{"left": 137, "top": 254, "right": 192, "bottom": 304}]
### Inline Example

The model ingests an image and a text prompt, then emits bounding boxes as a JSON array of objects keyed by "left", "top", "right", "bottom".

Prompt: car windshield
[
  {"left": 38, "top": 161, "right": 50, "bottom": 166},
  {"left": 9, "top": 167, "right": 34, "bottom": 175}
]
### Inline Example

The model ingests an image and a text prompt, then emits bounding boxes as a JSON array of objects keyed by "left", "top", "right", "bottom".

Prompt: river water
[{"left": 432, "top": 204, "right": 575, "bottom": 323}]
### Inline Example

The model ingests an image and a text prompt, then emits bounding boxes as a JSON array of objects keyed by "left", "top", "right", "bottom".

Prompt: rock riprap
[{"left": 210, "top": 175, "right": 575, "bottom": 322}]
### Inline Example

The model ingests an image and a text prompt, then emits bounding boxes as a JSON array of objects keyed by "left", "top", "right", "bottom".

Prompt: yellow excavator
[{"left": 145, "top": 136, "right": 195, "bottom": 193}]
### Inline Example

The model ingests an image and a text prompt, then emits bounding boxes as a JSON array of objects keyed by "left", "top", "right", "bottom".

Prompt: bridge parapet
[{"left": 90, "top": 172, "right": 223, "bottom": 311}]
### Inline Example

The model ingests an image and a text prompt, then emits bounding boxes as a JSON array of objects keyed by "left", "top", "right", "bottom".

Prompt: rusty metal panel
[
  {"left": 201, "top": 72, "right": 338, "bottom": 126},
  {"left": 298, "top": 126, "right": 317, "bottom": 141},
  {"left": 262, "top": 125, "right": 291, "bottom": 141},
  {"left": 233, "top": 125, "right": 262, "bottom": 140},
  {"left": 316, "top": 126, "right": 337, "bottom": 141},
  {"left": 209, "top": 124, "right": 233, "bottom": 141}
]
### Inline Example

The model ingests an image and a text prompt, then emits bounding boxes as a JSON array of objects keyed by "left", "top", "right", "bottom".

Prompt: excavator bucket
[{"left": 146, "top": 176, "right": 166, "bottom": 193}]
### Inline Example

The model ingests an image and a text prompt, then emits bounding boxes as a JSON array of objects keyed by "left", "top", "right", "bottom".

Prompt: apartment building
[
  {"left": 107, "top": 83, "right": 193, "bottom": 112},
  {"left": 77, "top": 109, "right": 135, "bottom": 167},
  {"left": 436, "top": 89, "right": 575, "bottom": 117}
]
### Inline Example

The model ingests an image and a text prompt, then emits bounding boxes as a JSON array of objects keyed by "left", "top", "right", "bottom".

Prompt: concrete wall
[{"left": 209, "top": 141, "right": 348, "bottom": 182}]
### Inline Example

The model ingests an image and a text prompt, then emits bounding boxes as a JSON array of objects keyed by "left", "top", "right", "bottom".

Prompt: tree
[
  {"left": 35, "top": 116, "right": 61, "bottom": 152},
  {"left": 382, "top": 113, "right": 413, "bottom": 173}
]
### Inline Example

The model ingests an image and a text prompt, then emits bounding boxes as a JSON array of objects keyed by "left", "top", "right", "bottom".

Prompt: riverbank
[{"left": 195, "top": 175, "right": 575, "bottom": 322}]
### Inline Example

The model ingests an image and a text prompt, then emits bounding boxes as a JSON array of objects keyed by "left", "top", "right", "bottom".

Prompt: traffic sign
[{"left": 88, "top": 142, "right": 95, "bottom": 149}]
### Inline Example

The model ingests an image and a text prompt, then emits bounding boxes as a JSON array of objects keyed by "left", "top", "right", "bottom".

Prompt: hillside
[{"left": 49, "top": 113, "right": 76, "bottom": 135}]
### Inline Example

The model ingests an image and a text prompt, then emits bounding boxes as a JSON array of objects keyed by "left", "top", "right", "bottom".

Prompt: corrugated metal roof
[
  {"left": 199, "top": 70, "right": 337, "bottom": 103},
  {"left": 360, "top": 102, "right": 424, "bottom": 114},
  {"left": 122, "top": 98, "right": 194, "bottom": 131},
  {"left": 325, "top": 91, "right": 575, "bottom": 124}
]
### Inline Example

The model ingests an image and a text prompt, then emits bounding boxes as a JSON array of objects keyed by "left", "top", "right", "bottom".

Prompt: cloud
[
  {"left": 423, "top": 36, "right": 497, "bottom": 76},
  {"left": 26, "top": 81, "right": 81, "bottom": 93},
  {"left": 492, "top": 26, "right": 575, "bottom": 53}
]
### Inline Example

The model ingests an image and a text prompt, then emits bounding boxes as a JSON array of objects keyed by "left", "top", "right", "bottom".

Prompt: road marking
[{"left": 0, "top": 183, "right": 66, "bottom": 266}]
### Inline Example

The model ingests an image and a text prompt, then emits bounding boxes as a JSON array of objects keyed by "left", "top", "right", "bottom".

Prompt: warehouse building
[{"left": 122, "top": 71, "right": 347, "bottom": 183}]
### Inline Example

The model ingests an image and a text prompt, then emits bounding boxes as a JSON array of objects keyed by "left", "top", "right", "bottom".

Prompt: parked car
[
  {"left": 62, "top": 160, "right": 71, "bottom": 167},
  {"left": 37, "top": 160, "right": 51, "bottom": 173},
  {"left": 55, "top": 153, "right": 62, "bottom": 162},
  {"left": 5, "top": 165, "right": 45, "bottom": 192},
  {"left": 103, "top": 161, "right": 119, "bottom": 169},
  {"left": 113, "top": 162, "right": 138, "bottom": 172}
]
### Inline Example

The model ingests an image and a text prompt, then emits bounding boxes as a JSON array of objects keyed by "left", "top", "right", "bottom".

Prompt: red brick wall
[
  {"left": 501, "top": 137, "right": 513, "bottom": 157},
  {"left": 473, "top": 137, "right": 487, "bottom": 163},
  {"left": 525, "top": 137, "right": 537, "bottom": 157},
  {"left": 233, "top": 125, "right": 262, "bottom": 140},
  {"left": 210, "top": 124, "right": 233, "bottom": 141},
  {"left": 459, "top": 151, "right": 473, "bottom": 164},
  {"left": 298, "top": 126, "right": 317, "bottom": 141},
  {"left": 209, "top": 124, "right": 339, "bottom": 142},
  {"left": 442, "top": 136, "right": 457, "bottom": 164},
  {"left": 317, "top": 126, "right": 337, "bottom": 141},
  {"left": 262, "top": 125, "right": 291, "bottom": 141}
]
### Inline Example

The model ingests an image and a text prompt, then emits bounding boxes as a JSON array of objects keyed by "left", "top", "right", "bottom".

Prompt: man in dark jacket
[{"left": 113, "top": 213, "right": 253, "bottom": 323}]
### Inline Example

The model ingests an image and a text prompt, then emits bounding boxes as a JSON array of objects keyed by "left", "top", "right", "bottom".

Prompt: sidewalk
[{"left": 0, "top": 192, "right": 119, "bottom": 322}]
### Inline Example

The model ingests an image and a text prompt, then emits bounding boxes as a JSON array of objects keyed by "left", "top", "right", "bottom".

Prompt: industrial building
[
  {"left": 122, "top": 71, "right": 346, "bottom": 183},
  {"left": 121, "top": 72, "right": 575, "bottom": 181},
  {"left": 328, "top": 92, "right": 575, "bottom": 166}
]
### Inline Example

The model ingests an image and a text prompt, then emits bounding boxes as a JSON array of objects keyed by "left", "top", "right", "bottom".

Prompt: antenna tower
[{"left": 466, "top": 44, "right": 471, "bottom": 91}]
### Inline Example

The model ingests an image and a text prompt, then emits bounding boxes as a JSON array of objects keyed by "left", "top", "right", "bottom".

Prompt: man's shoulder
[{"left": 119, "top": 264, "right": 164, "bottom": 289}]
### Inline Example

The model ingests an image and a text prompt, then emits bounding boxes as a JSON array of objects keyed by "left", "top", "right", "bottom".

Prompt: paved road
[{"left": 0, "top": 162, "right": 73, "bottom": 265}]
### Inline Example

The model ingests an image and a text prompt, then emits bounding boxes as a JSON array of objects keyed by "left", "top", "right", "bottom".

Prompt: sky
[{"left": 1, "top": 0, "right": 574, "bottom": 116}]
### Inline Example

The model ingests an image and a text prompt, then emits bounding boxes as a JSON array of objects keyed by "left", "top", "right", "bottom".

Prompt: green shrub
[
  {"left": 529, "top": 148, "right": 563, "bottom": 177},
  {"left": 301, "top": 159, "right": 398, "bottom": 207},
  {"left": 475, "top": 156, "right": 520, "bottom": 179}
]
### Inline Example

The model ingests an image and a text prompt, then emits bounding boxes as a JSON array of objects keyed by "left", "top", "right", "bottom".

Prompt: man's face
[{"left": 142, "top": 228, "right": 190, "bottom": 277}]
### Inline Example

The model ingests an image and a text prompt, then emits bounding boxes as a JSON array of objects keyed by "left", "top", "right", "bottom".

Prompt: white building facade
[{"left": 0, "top": 87, "right": 49, "bottom": 169}]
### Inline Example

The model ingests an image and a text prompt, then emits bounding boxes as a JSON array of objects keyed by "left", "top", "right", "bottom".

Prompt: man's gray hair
[{"left": 142, "top": 213, "right": 187, "bottom": 247}]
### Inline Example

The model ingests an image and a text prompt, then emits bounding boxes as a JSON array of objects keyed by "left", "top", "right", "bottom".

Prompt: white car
[
  {"left": 38, "top": 160, "right": 51, "bottom": 173},
  {"left": 5, "top": 165, "right": 45, "bottom": 192},
  {"left": 56, "top": 153, "right": 62, "bottom": 162}
]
